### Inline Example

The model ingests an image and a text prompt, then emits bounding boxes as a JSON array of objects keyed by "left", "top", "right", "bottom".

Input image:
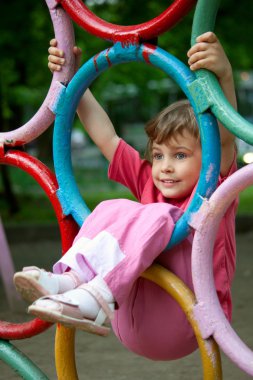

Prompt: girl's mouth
[
  {"left": 162, "top": 179, "right": 179, "bottom": 183},
  {"left": 161, "top": 179, "right": 180, "bottom": 187}
]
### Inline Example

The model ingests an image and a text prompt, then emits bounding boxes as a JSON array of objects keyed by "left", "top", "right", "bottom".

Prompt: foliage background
[
  {"left": 2, "top": 0, "right": 253, "bottom": 143},
  {"left": 1, "top": 0, "right": 253, "bottom": 221}
]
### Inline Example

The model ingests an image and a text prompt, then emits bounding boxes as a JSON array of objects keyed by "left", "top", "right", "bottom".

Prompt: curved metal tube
[
  {"left": 0, "top": 0, "right": 75, "bottom": 147},
  {"left": 0, "top": 150, "right": 78, "bottom": 340},
  {"left": 191, "top": 0, "right": 253, "bottom": 145},
  {"left": 142, "top": 264, "right": 222, "bottom": 380},
  {"left": 53, "top": 42, "right": 220, "bottom": 247},
  {"left": 56, "top": 0, "right": 196, "bottom": 43},
  {"left": 55, "top": 325, "right": 78, "bottom": 380},
  {"left": 191, "top": 163, "right": 253, "bottom": 376},
  {"left": 0, "top": 339, "right": 49, "bottom": 380}
]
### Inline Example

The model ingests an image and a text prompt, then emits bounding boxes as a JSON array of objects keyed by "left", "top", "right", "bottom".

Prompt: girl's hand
[
  {"left": 187, "top": 32, "right": 232, "bottom": 83},
  {"left": 48, "top": 38, "right": 82, "bottom": 73},
  {"left": 188, "top": 32, "right": 237, "bottom": 177}
]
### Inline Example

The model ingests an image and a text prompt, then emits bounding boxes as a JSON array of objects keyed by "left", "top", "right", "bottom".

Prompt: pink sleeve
[{"left": 108, "top": 139, "right": 151, "bottom": 200}]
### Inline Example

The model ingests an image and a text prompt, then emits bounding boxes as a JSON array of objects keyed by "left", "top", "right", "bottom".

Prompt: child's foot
[
  {"left": 14, "top": 266, "right": 82, "bottom": 303},
  {"left": 28, "top": 275, "right": 115, "bottom": 336}
]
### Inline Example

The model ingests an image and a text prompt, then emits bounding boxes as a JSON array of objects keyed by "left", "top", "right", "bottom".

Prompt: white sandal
[
  {"left": 28, "top": 283, "right": 115, "bottom": 337},
  {"left": 13, "top": 266, "right": 81, "bottom": 303}
]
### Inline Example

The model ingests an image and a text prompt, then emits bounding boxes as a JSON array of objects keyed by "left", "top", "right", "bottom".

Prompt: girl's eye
[
  {"left": 175, "top": 152, "right": 187, "bottom": 160},
  {"left": 153, "top": 153, "right": 163, "bottom": 160}
]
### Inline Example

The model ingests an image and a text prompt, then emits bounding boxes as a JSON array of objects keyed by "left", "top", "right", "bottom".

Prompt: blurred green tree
[
  {"left": 1, "top": 0, "right": 253, "bottom": 216},
  {"left": 0, "top": 0, "right": 253, "bottom": 157}
]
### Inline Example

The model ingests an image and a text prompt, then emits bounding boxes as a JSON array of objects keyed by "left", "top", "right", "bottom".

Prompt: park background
[
  {"left": 1, "top": 1, "right": 253, "bottom": 379},
  {"left": 1, "top": 0, "right": 253, "bottom": 224}
]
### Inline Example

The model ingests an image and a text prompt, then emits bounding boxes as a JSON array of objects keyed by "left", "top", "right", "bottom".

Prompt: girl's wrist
[{"left": 219, "top": 64, "right": 233, "bottom": 84}]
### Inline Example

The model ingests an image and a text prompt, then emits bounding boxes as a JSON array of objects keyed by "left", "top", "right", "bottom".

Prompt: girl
[{"left": 14, "top": 32, "right": 237, "bottom": 360}]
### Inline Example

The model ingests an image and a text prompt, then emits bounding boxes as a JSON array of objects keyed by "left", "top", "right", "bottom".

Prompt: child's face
[{"left": 151, "top": 131, "right": 201, "bottom": 199}]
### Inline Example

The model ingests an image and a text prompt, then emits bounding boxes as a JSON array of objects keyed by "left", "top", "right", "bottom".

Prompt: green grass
[
  {"left": 0, "top": 165, "right": 135, "bottom": 224},
  {"left": 238, "top": 186, "right": 253, "bottom": 215},
  {"left": 0, "top": 191, "right": 136, "bottom": 224},
  {"left": 1, "top": 164, "right": 253, "bottom": 225}
]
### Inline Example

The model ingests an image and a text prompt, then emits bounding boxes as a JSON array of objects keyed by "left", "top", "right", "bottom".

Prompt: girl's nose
[{"left": 161, "top": 160, "right": 174, "bottom": 173}]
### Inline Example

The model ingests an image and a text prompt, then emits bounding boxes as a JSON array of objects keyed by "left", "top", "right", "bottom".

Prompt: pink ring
[
  {"left": 190, "top": 163, "right": 253, "bottom": 376},
  {"left": 0, "top": 0, "right": 75, "bottom": 147}
]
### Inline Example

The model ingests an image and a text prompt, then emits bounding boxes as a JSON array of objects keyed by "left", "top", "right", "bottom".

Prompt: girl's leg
[
  {"left": 28, "top": 274, "right": 115, "bottom": 336},
  {"left": 13, "top": 267, "right": 84, "bottom": 303},
  {"left": 84, "top": 200, "right": 182, "bottom": 306},
  {"left": 111, "top": 235, "right": 196, "bottom": 360},
  {"left": 53, "top": 200, "right": 182, "bottom": 307},
  {"left": 14, "top": 238, "right": 95, "bottom": 303},
  {"left": 28, "top": 200, "right": 182, "bottom": 335},
  {"left": 112, "top": 277, "right": 198, "bottom": 360}
]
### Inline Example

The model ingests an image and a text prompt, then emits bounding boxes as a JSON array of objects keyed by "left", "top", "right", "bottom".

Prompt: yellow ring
[
  {"left": 55, "top": 324, "right": 78, "bottom": 380},
  {"left": 54, "top": 264, "right": 222, "bottom": 379},
  {"left": 141, "top": 264, "right": 222, "bottom": 380}
]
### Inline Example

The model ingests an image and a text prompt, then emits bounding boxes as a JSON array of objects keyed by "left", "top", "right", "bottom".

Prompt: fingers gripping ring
[
  {"left": 190, "top": 164, "right": 253, "bottom": 376},
  {"left": 190, "top": 0, "right": 253, "bottom": 145},
  {"left": 53, "top": 42, "right": 221, "bottom": 248},
  {"left": 56, "top": 0, "right": 197, "bottom": 43},
  {"left": 0, "top": 0, "right": 75, "bottom": 148}
]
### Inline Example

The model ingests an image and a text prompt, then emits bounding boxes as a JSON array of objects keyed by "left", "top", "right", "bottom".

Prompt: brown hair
[{"left": 144, "top": 99, "right": 199, "bottom": 161}]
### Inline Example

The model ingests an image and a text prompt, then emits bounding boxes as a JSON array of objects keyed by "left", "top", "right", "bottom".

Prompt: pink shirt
[{"left": 108, "top": 139, "right": 237, "bottom": 320}]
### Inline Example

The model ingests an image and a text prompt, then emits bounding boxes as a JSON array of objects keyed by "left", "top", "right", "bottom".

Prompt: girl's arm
[
  {"left": 48, "top": 39, "right": 120, "bottom": 162},
  {"left": 187, "top": 32, "right": 237, "bottom": 177},
  {"left": 77, "top": 89, "right": 120, "bottom": 162}
]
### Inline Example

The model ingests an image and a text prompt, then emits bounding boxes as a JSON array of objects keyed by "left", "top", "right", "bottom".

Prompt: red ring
[
  {"left": 56, "top": 0, "right": 196, "bottom": 43},
  {"left": 0, "top": 149, "right": 79, "bottom": 340}
]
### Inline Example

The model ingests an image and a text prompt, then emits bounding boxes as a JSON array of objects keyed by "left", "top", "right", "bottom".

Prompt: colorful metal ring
[
  {"left": 53, "top": 42, "right": 220, "bottom": 247},
  {"left": 56, "top": 0, "right": 196, "bottom": 43}
]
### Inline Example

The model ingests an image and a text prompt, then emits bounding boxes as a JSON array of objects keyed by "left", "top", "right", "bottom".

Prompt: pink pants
[{"left": 54, "top": 199, "right": 197, "bottom": 360}]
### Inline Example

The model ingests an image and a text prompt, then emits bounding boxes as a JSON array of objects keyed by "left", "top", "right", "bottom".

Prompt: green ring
[{"left": 191, "top": 0, "right": 253, "bottom": 145}]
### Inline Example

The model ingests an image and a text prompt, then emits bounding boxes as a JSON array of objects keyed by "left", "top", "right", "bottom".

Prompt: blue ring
[{"left": 53, "top": 42, "right": 220, "bottom": 248}]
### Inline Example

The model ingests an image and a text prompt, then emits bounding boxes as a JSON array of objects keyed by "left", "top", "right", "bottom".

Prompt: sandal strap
[
  {"left": 95, "top": 303, "right": 114, "bottom": 326},
  {"left": 35, "top": 292, "right": 114, "bottom": 327},
  {"left": 23, "top": 266, "right": 45, "bottom": 272},
  {"left": 62, "top": 271, "right": 82, "bottom": 288},
  {"left": 21, "top": 266, "right": 59, "bottom": 294},
  {"left": 38, "top": 294, "right": 79, "bottom": 307},
  {"left": 78, "top": 283, "right": 114, "bottom": 321},
  {"left": 33, "top": 287, "right": 114, "bottom": 329}
]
